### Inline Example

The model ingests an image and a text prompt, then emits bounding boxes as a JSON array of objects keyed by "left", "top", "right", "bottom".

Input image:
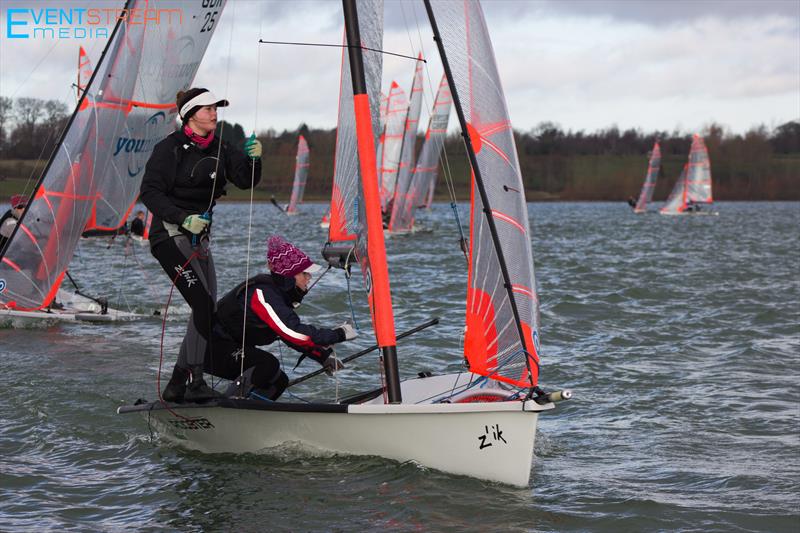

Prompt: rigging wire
[
  {"left": 401, "top": 0, "right": 467, "bottom": 261},
  {"left": 237, "top": 0, "right": 266, "bottom": 393},
  {"left": 258, "top": 39, "right": 425, "bottom": 64}
]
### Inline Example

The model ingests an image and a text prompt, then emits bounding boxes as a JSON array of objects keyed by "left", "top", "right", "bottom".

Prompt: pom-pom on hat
[
  {"left": 10, "top": 195, "right": 27, "bottom": 208},
  {"left": 267, "top": 235, "right": 321, "bottom": 277}
]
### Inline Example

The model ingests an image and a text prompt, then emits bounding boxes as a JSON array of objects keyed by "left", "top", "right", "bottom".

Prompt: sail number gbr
[{"left": 200, "top": 0, "right": 222, "bottom": 33}]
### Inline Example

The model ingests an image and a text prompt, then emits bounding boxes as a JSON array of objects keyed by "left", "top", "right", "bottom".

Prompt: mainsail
[
  {"left": 388, "top": 73, "right": 452, "bottom": 232},
  {"left": 286, "top": 135, "right": 310, "bottom": 214},
  {"left": 633, "top": 140, "right": 661, "bottom": 213},
  {"left": 429, "top": 0, "right": 540, "bottom": 388},
  {"left": 327, "top": 5, "right": 383, "bottom": 243},
  {"left": 387, "top": 54, "right": 425, "bottom": 232},
  {"left": 0, "top": 0, "right": 223, "bottom": 310},
  {"left": 378, "top": 81, "right": 408, "bottom": 211},
  {"left": 660, "top": 134, "right": 713, "bottom": 214}
]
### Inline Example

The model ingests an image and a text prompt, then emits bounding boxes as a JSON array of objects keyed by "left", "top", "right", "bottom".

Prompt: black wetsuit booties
[
  {"left": 214, "top": 273, "right": 347, "bottom": 400},
  {"left": 140, "top": 128, "right": 261, "bottom": 403}
]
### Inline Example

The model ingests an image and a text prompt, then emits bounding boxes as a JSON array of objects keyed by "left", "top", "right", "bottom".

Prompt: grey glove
[
  {"left": 338, "top": 322, "right": 358, "bottom": 341},
  {"left": 323, "top": 356, "right": 345, "bottom": 376}
]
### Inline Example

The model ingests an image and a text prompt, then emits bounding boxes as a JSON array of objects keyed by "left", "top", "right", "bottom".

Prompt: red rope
[{"left": 157, "top": 250, "right": 201, "bottom": 420}]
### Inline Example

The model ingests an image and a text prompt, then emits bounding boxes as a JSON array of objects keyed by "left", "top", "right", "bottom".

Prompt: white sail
[
  {"left": 430, "top": 0, "right": 540, "bottom": 388},
  {"left": 387, "top": 54, "right": 424, "bottom": 231},
  {"left": 634, "top": 141, "right": 661, "bottom": 213},
  {"left": 0, "top": 0, "right": 223, "bottom": 311},
  {"left": 286, "top": 135, "right": 310, "bottom": 214},
  {"left": 660, "top": 134, "right": 713, "bottom": 215}
]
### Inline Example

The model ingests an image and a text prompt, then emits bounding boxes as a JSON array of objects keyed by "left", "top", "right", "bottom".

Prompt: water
[{"left": 1, "top": 202, "right": 798, "bottom": 532}]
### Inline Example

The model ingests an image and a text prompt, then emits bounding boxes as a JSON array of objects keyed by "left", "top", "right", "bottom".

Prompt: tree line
[{"left": 1, "top": 95, "right": 797, "bottom": 200}]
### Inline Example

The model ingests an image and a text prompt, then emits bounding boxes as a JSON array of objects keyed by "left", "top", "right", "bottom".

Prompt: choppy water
[{"left": 1, "top": 202, "right": 798, "bottom": 532}]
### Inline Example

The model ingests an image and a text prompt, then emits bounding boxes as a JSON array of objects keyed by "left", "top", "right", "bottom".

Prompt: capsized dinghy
[{"left": 119, "top": 0, "right": 570, "bottom": 487}]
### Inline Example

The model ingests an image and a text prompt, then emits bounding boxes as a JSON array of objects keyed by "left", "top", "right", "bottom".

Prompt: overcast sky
[{"left": 1, "top": 0, "right": 798, "bottom": 136}]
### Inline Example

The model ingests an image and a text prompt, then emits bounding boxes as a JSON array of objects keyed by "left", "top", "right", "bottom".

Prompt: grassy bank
[{"left": 2, "top": 152, "right": 798, "bottom": 203}]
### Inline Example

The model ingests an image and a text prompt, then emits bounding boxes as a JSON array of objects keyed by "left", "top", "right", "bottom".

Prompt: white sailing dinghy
[
  {"left": 660, "top": 134, "right": 716, "bottom": 215},
  {"left": 0, "top": 0, "right": 223, "bottom": 323},
  {"left": 119, "top": 0, "right": 568, "bottom": 487},
  {"left": 633, "top": 140, "right": 661, "bottom": 213},
  {"left": 285, "top": 135, "right": 311, "bottom": 215}
]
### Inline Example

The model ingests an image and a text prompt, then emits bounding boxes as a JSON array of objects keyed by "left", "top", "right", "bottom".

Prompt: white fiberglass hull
[
  {"left": 119, "top": 373, "right": 554, "bottom": 487},
  {"left": 1, "top": 289, "right": 149, "bottom": 325}
]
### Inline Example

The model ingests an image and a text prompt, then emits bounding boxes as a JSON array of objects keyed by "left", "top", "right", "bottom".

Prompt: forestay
[
  {"left": 327, "top": 0, "right": 384, "bottom": 243},
  {"left": 430, "top": 0, "right": 540, "bottom": 388},
  {"left": 389, "top": 74, "right": 451, "bottom": 232},
  {"left": 387, "top": 54, "right": 424, "bottom": 232},
  {"left": 0, "top": 0, "right": 222, "bottom": 311},
  {"left": 634, "top": 140, "right": 661, "bottom": 213},
  {"left": 286, "top": 135, "right": 310, "bottom": 214}
]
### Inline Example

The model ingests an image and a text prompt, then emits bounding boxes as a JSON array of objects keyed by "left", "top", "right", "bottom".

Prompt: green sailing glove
[{"left": 244, "top": 133, "right": 262, "bottom": 159}]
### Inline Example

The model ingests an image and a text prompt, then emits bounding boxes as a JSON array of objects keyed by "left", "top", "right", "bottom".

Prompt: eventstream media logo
[{"left": 5, "top": 7, "right": 183, "bottom": 39}]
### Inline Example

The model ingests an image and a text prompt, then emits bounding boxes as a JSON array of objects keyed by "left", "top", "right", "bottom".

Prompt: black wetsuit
[{"left": 129, "top": 217, "right": 145, "bottom": 237}]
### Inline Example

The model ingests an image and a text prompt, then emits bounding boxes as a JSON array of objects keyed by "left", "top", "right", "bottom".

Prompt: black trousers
[
  {"left": 152, "top": 235, "right": 216, "bottom": 367},
  {"left": 207, "top": 337, "right": 289, "bottom": 399}
]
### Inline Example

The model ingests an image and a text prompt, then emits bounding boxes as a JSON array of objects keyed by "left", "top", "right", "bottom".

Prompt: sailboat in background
[
  {"left": 285, "top": 135, "right": 311, "bottom": 215},
  {"left": 0, "top": 0, "right": 224, "bottom": 323},
  {"left": 386, "top": 54, "right": 424, "bottom": 233},
  {"left": 660, "top": 134, "right": 716, "bottom": 215},
  {"left": 119, "top": 0, "right": 568, "bottom": 487},
  {"left": 378, "top": 81, "right": 408, "bottom": 213},
  {"left": 388, "top": 73, "right": 452, "bottom": 232},
  {"left": 632, "top": 140, "right": 661, "bottom": 213}
]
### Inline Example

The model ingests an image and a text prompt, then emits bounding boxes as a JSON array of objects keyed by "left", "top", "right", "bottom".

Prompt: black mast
[
  {"left": 342, "top": 0, "right": 402, "bottom": 403},
  {"left": 423, "top": 0, "right": 537, "bottom": 383}
]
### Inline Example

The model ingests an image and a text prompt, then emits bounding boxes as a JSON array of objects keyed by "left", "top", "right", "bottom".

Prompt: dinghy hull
[{"left": 119, "top": 374, "right": 554, "bottom": 487}]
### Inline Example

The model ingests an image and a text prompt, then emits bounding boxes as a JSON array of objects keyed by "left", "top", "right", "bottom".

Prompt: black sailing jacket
[
  {"left": 140, "top": 128, "right": 262, "bottom": 247},
  {"left": 215, "top": 273, "right": 346, "bottom": 364}
]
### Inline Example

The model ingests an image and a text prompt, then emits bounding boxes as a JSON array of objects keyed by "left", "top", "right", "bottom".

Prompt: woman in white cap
[
  {"left": 167, "top": 236, "right": 358, "bottom": 402},
  {"left": 140, "top": 87, "right": 263, "bottom": 402}
]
